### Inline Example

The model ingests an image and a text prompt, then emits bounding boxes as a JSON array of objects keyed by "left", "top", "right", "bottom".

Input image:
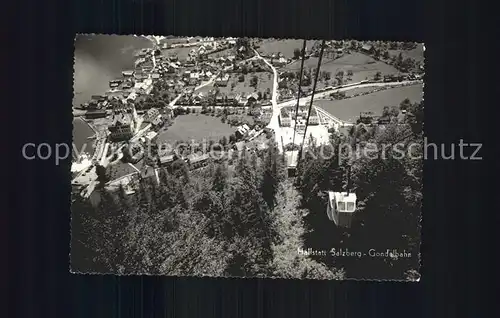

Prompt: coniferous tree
[
  {"left": 260, "top": 143, "right": 282, "bottom": 210},
  {"left": 93, "top": 188, "right": 129, "bottom": 273},
  {"left": 211, "top": 163, "right": 227, "bottom": 193},
  {"left": 117, "top": 183, "right": 130, "bottom": 210}
]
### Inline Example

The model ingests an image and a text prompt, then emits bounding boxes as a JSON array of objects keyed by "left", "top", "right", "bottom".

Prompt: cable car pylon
[{"left": 285, "top": 40, "right": 307, "bottom": 178}]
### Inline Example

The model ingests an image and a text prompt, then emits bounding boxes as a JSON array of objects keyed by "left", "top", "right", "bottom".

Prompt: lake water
[{"left": 72, "top": 34, "right": 153, "bottom": 158}]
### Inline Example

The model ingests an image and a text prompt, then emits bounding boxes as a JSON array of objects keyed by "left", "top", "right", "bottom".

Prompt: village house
[
  {"left": 134, "top": 80, "right": 144, "bottom": 90},
  {"left": 235, "top": 124, "right": 250, "bottom": 139},
  {"left": 260, "top": 111, "right": 273, "bottom": 122},
  {"left": 166, "top": 63, "right": 178, "bottom": 73},
  {"left": 91, "top": 94, "right": 107, "bottom": 103},
  {"left": 189, "top": 72, "right": 200, "bottom": 85},
  {"left": 308, "top": 114, "right": 320, "bottom": 125},
  {"left": 272, "top": 57, "right": 288, "bottom": 67},
  {"left": 187, "top": 153, "right": 210, "bottom": 170},
  {"left": 144, "top": 131, "right": 158, "bottom": 144},
  {"left": 159, "top": 153, "right": 176, "bottom": 167},
  {"left": 233, "top": 141, "right": 246, "bottom": 153},
  {"left": 204, "top": 70, "right": 213, "bottom": 80},
  {"left": 215, "top": 73, "right": 230, "bottom": 87},
  {"left": 361, "top": 43, "right": 374, "bottom": 54},
  {"left": 192, "top": 92, "right": 205, "bottom": 105},
  {"left": 151, "top": 115, "right": 164, "bottom": 128},
  {"left": 122, "top": 80, "right": 134, "bottom": 89},
  {"left": 377, "top": 115, "right": 391, "bottom": 125},
  {"left": 134, "top": 71, "right": 145, "bottom": 81},
  {"left": 122, "top": 70, "right": 135, "bottom": 78},
  {"left": 226, "top": 93, "right": 236, "bottom": 104},
  {"left": 236, "top": 93, "right": 247, "bottom": 106},
  {"left": 246, "top": 92, "right": 259, "bottom": 105},
  {"left": 198, "top": 46, "right": 207, "bottom": 55},
  {"left": 359, "top": 111, "right": 374, "bottom": 124},
  {"left": 126, "top": 91, "right": 138, "bottom": 102},
  {"left": 162, "top": 106, "right": 174, "bottom": 119},
  {"left": 109, "top": 79, "right": 123, "bottom": 88},
  {"left": 142, "top": 65, "right": 153, "bottom": 73},
  {"left": 215, "top": 94, "right": 225, "bottom": 105},
  {"left": 185, "top": 59, "right": 196, "bottom": 67}
]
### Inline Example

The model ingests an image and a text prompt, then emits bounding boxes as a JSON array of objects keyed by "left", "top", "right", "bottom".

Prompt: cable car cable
[
  {"left": 291, "top": 40, "right": 308, "bottom": 150},
  {"left": 299, "top": 40, "right": 326, "bottom": 161}
]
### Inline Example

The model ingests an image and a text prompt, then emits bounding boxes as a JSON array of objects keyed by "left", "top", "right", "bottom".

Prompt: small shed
[{"left": 360, "top": 44, "right": 374, "bottom": 54}]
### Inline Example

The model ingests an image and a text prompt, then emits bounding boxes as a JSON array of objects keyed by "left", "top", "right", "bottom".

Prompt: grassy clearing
[
  {"left": 313, "top": 83, "right": 423, "bottom": 122},
  {"left": 156, "top": 113, "right": 235, "bottom": 143},
  {"left": 388, "top": 43, "right": 425, "bottom": 63},
  {"left": 284, "top": 56, "right": 335, "bottom": 71},
  {"left": 209, "top": 48, "right": 235, "bottom": 58}
]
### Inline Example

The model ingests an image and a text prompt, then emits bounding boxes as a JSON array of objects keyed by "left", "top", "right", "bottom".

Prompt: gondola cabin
[{"left": 326, "top": 191, "right": 357, "bottom": 228}]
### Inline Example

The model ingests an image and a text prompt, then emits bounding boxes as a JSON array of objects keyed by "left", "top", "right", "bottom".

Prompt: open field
[
  {"left": 313, "top": 83, "right": 423, "bottom": 122},
  {"left": 283, "top": 52, "right": 400, "bottom": 91},
  {"left": 230, "top": 72, "right": 274, "bottom": 94},
  {"left": 284, "top": 56, "right": 335, "bottom": 71},
  {"left": 106, "top": 160, "right": 144, "bottom": 181},
  {"left": 388, "top": 43, "right": 425, "bottom": 63},
  {"left": 156, "top": 114, "right": 235, "bottom": 143},
  {"left": 319, "top": 52, "right": 399, "bottom": 82},
  {"left": 209, "top": 48, "right": 235, "bottom": 58},
  {"left": 342, "top": 86, "right": 385, "bottom": 97},
  {"left": 159, "top": 37, "right": 191, "bottom": 46},
  {"left": 257, "top": 39, "right": 318, "bottom": 59}
]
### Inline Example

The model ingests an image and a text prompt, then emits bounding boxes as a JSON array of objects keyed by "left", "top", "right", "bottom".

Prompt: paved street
[{"left": 253, "top": 49, "right": 284, "bottom": 153}]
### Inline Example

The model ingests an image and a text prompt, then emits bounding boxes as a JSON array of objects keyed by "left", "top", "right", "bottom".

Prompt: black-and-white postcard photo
[{"left": 71, "top": 34, "right": 424, "bottom": 281}]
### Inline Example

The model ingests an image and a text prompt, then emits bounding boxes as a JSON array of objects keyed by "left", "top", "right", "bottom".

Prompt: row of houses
[
  {"left": 157, "top": 152, "right": 217, "bottom": 171},
  {"left": 177, "top": 90, "right": 262, "bottom": 107}
]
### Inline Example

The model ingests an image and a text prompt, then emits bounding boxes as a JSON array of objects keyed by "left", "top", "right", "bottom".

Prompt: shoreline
[{"left": 73, "top": 117, "right": 97, "bottom": 160}]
